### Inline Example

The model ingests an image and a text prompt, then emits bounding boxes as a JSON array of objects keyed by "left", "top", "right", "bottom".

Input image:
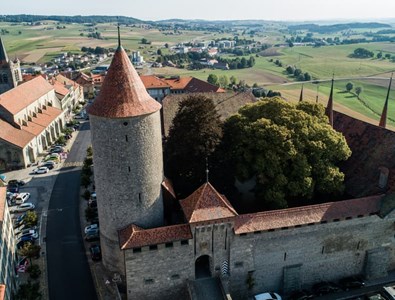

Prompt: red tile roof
[
  {"left": 234, "top": 195, "right": 383, "bottom": 234},
  {"left": 0, "top": 187, "right": 6, "bottom": 222},
  {"left": 0, "top": 76, "right": 54, "bottom": 115},
  {"left": 21, "top": 106, "right": 63, "bottom": 136},
  {"left": 119, "top": 223, "right": 192, "bottom": 249},
  {"left": 180, "top": 182, "right": 238, "bottom": 223},
  {"left": 0, "top": 119, "right": 35, "bottom": 148},
  {"left": 141, "top": 75, "right": 170, "bottom": 89},
  {"left": 162, "top": 177, "right": 176, "bottom": 199},
  {"left": 51, "top": 80, "right": 69, "bottom": 97},
  {"left": 164, "top": 76, "right": 224, "bottom": 93},
  {"left": 87, "top": 47, "right": 161, "bottom": 118}
]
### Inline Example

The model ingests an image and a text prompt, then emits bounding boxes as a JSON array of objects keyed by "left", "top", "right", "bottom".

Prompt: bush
[
  {"left": 81, "top": 174, "right": 91, "bottom": 188},
  {"left": 82, "top": 189, "right": 91, "bottom": 200},
  {"left": 84, "top": 157, "right": 93, "bottom": 167},
  {"left": 86, "top": 146, "right": 93, "bottom": 157},
  {"left": 27, "top": 264, "right": 41, "bottom": 279},
  {"left": 55, "top": 136, "right": 66, "bottom": 146},
  {"left": 82, "top": 165, "right": 92, "bottom": 177},
  {"left": 85, "top": 207, "right": 97, "bottom": 221}
]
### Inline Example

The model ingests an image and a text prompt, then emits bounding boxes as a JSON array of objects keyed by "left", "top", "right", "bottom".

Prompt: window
[
  {"left": 149, "top": 245, "right": 158, "bottom": 251},
  {"left": 181, "top": 240, "right": 189, "bottom": 245},
  {"left": 144, "top": 279, "right": 154, "bottom": 285},
  {"left": 133, "top": 248, "right": 141, "bottom": 253},
  {"left": 171, "top": 274, "right": 180, "bottom": 280},
  {"left": 165, "top": 242, "right": 173, "bottom": 248},
  {"left": 235, "top": 262, "right": 243, "bottom": 268}
]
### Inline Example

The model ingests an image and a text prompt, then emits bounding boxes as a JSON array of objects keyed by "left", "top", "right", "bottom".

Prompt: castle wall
[
  {"left": 229, "top": 214, "right": 395, "bottom": 299},
  {"left": 125, "top": 240, "right": 193, "bottom": 300},
  {"left": 90, "top": 111, "right": 164, "bottom": 274}
]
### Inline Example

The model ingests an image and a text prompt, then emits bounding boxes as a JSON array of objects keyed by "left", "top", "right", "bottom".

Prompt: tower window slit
[
  {"left": 128, "top": 166, "right": 131, "bottom": 172},
  {"left": 125, "top": 135, "right": 128, "bottom": 142}
]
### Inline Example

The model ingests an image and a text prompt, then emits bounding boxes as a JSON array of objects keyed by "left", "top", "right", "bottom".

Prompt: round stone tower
[{"left": 87, "top": 37, "right": 164, "bottom": 274}]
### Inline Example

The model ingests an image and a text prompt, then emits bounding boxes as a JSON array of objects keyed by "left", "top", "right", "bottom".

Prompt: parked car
[
  {"left": 49, "top": 147, "right": 64, "bottom": 154},
  {"left": 7, "top": 185, "right": 19, "bottom": 194},
  {"left": 89, "top": 244, "right": 102, "bottom": 261},
  {"left": 254, "top": 292, "right": 282, "bottom": 300},
  {"left": 17, "top": 226, "right": 38, "bottom": 235},
  {"left": 40, "top": 162, "right": 55, "bottom": 170},
  {"left": 8, "top": 179, "right": 26, "bottom": 186},
  {"left": 33, "top": 167, "right": 49, "bottom": 174},
  {"left": 18, "top": 230, "right": 39, "bottom": 240},
  {"left": 85, "top": 232, "right": 100, "bottom": 242},
  {"left": 15, "top": 193, "right": 30, "bottom": 205},
  {"left": 12, "top": 203, "right": 35, "bottom": 213},
  {"left": 85, "top": 228, "right": 99, "bottom": 236},
  {"left": 18, "top": 234, "right": 38, "bottom": 242},
  {"left": 6, "top": 192, "right": 16, "bottom": 201},
  {"left": 312, "top": 282, "right": 342, "bottom": 296},
  {"left": 84, "top": 223, "right": 99, "bottom": 234},
  {"left": 339, "top": 275, "right": 365, "bottom": 290}
]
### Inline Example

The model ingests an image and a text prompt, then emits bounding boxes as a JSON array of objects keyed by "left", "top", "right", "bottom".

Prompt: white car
[
  {"left": 254, "top": 292, "right": 282, "bottom": 300},
  {"left": 84, "top": 223, "right": 99, "bottom": 234},
  {"left": 15, "top": 193, "right": 30, "bottom": 205},
  {"left": 12, "top": 203, "right": 35, "bottom": 213},
  {"left": 33, "top": 167, "right": 49, "bottom": 174}
]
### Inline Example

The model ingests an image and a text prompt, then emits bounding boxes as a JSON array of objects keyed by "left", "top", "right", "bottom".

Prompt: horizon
[{"left": 3, "top": 0, "right": 395, "bottom": 23}]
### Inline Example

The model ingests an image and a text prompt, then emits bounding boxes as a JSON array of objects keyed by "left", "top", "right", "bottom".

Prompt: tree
[
  {"left": 14, "top": 281, "right": 42, "bottom": 300},
  {"left": 24, "top": 211, "right": 38, "bottom": 227},
  {"left": 286, "top": 66, "right": 295, "bottom": 74},
  {"left": 294, "top": 68, "right": 302, "bottom": 77},
  {"left": 352, "top": 48, "right": 374, "bottom": 58},
  {"left": 385, "top": 53, "right": 392, "bottom": 59},
  {"left": 355, "top": 86, "right": 363, "bottom": 96},
  {"left": 304, "top": 72, "right": 311, "bottom": 81},
  {"left": 157, "top": 49, "right": 162, "bottom": 56},
  {"left": 164, "top": 96, "right": 223, "bottom": 197},
  {"left": 221, "top": 98, "right": 351, "bottom": 209},
  {"left": 18, "top": 242, "right": 41, "bottom": 264},
  {"left": 218, "top": 75, "right": 229, "bottom": 88},
  {"left": 207, "top": 74, "right": 219, "bottom": 86},
  {"left": 346, "top": 82, "right": 354, "bottom": 92},
  {"left": 377, "top": 52, "right": 383, "bottom": 59}
]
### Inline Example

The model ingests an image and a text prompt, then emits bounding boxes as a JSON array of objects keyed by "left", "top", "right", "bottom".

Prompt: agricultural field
[{"left": 1, "top": 20, "right": 395, "bottom": 125}]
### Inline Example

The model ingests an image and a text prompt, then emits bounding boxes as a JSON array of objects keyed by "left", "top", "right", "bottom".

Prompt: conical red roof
[{"left": 87, "top": 47, "right": 161, "bottom": 118}]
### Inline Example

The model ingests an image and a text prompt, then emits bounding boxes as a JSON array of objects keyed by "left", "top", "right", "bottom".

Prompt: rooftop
[
  {"left": 21, "top": 106, "right": 63, "bottom": 136},
  {"left": 234, "top": 195, "right": 383, "bottom": 234},
  {"left": 164, "top": 76, "right": 224, "bottom": 93},
  {"left": 119, "top": 223, "right": 192, "bottom": 249},
  {"left": 87, "top": 47, "right": 161, "bottom": 118},
  {"left": 0, "top": 118, "right": 35, "bottom": 148},
  {"left": 180, "top": 182, "right": 238, "bottom": 223},
  {"left": 0, "top": 76, "right": 54, "bottom": 115},
  {"left": 140, "top": 75, "right": 170, "bottom": 89}
]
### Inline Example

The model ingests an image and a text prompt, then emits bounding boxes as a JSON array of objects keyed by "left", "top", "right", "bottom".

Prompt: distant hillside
[
  {"left": 289, "top": 22, "right": 391, "bottom": 33},
  {"left": 0, "top": 14, "right": 144, "bottom": 24}
]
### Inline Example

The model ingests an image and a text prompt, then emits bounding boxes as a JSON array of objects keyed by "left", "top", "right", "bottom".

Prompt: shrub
[
  {"left": 85, "top": 207, "right": 97, "bottom": 221},
  {"left": 24, "top": 211, "right": 38, "bottom": 227},
  {"left": 82, "top": 189, "right": 91, "bottom": 200},
  {"left": 27, "top": 264, "right": 41, "bottom": 280},
  {"left": 81, "top": 174, "right": 91, "bottom": 188}
]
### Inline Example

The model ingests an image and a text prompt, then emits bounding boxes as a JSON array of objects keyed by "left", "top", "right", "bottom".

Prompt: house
[
  {"left": 140, "top": 76, "right": 171, "bottom": 102},
  {"left": 163, "top": 76, "right": 225, "bottom": 94},
  {"left": 213, "top": 62, "right": 230, "bottom": 70}
]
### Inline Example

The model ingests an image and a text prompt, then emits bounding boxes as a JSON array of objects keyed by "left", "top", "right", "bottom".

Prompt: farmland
[{"left": 1, "top": 20, "right": 395, "bottom": 125}]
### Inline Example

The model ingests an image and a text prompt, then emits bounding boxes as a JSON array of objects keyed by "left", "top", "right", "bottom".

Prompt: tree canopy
[
  {"left": 164, "top": 95, "right": 223, "bottom": 196},
  {"left": 222, "top": 97, "right": 351, "bottom": 209}
]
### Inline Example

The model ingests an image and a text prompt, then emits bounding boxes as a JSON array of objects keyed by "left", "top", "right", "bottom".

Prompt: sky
[{"left": 3, "top": 0, "right": 395, "bottom": 22}]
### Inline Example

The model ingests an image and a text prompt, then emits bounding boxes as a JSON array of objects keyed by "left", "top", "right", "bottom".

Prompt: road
[{"left": 46, "top": 121, "right": 97, "bottom": 300}]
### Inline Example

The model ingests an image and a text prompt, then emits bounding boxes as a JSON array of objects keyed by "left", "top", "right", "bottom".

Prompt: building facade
[
  {"left": 0, "top": 188, "right": 18, "bottom": 300},
  {"left": 0, "top": 38, "right": 21, "bottom": 95}
]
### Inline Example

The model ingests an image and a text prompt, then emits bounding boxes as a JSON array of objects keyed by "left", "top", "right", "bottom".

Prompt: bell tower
[{"left": 0, "top": 37, "right": 21, "bottom": 94}]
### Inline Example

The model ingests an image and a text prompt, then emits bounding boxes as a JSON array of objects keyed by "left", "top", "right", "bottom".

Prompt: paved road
[{"left": 47, "top": 121, "right": 97, "bottom": 300}]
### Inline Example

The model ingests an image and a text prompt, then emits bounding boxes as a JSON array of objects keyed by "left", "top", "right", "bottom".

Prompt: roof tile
[
  {"left": 234, "top": 195, "right": 383, "bottom": 234},
  {"left": 180, "top": 182, "right": 238, "bottom": 223},
  {"left": 119, "top": 223, "right": 192, "bottom": 249},
  {"left": 0, "top": 119, "right": 35, "bottom": 148},
  {"left": 87, "top": 47, "right": 161, "bottom": 118}
]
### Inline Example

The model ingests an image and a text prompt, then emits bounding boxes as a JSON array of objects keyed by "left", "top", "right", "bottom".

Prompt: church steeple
[
  {"left": 0, "top": 36, "right": 9, "bottom": 64},
  {"left": 379, "top": 74, "right": 393, "bottom": 128},
  {"left": 325, "top": 76, "right": 334, "bottom": 127},
  {"left": 299, "top": 84, "right": 304, "bottom": 102}
]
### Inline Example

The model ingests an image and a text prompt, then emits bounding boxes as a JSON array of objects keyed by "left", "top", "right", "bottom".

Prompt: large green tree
[
  {"left": 165, "top": 95, "right": 223, "bottom": 196},
  {"left": 222, "top": 97, "right": 351, "bottom": 209}
]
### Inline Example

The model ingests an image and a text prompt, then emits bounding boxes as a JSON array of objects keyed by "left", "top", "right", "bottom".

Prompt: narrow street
[{"left": 46, "top": 121, "right": 97, "bottom": 300}]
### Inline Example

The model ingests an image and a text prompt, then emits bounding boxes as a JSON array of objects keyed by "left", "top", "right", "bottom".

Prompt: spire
[
  {"left": 325, "top": 76, "right": 334, "bottom": 127},
  {"left": 379, "top": 74, "right": 393, "bottom": 128},
  {"left": 117, "top": 24, "right": 121, "bottom": 49},
  {"left": 0, "top": 36, "right": 9, "bottom": 63},
  {"left": 87, "top": 27, "right": 161, "bottom": 119},
  {"left": 205, "top": 157, "right": 209, "bottom": 183},
  {"left": 299, "top": 84, "right": 304, "bottom": 102}
]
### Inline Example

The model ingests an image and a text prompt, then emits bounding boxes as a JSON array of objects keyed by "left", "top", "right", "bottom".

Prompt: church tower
[
  {"left": 87, "top": 31, "right": 164, "bottom": 274},
  {"left": 0, "top": 37, "right": 21, "bottom": 94}
]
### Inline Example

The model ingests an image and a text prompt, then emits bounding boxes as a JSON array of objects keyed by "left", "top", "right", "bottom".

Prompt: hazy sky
[{"left": 3, "top": 0, "right": 395, "bottom": 21}]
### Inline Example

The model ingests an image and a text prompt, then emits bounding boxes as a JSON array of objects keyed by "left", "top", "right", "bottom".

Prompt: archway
[{"left": 195, "top": 255, "right": 211, "bottom": 279}]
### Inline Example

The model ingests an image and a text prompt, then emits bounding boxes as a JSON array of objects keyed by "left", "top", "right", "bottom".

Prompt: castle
[{"left": 87, "top": 34, "right": 395, "bottom": 299}]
